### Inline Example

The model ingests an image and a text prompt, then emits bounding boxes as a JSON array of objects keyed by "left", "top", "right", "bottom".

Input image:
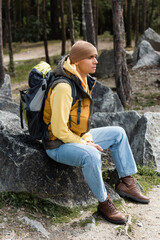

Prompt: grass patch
[
  {"left": 98, "top": 31, "right": 113, "bottom": 41},
  {"left": 82, "top": 204, "right": 97, "bottom": 213},
  {"left": 134, "top": 164, "right": 160, "bottom": 193},
  {"left": 0, "top": 165, "right": 159, "bottom": 225},
  {"left": 0, "top": 192, "right": 81, "bottom": 224},
  {"left": 0, "top": 192, "right": 98, "bottom": 225},
  {"left": 80, "top": 218, "right": 94, "bottom": 227},
  {"left": 133, "top": 92, "right": 160, "bottom": 108},
  {"left": 10, "top": 59, "right": 43, "bottom": 84}
]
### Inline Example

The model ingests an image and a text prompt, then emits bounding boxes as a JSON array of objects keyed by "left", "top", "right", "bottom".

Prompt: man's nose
[{"left": 94, "top": 57, "right": 98, "bottom": 64}]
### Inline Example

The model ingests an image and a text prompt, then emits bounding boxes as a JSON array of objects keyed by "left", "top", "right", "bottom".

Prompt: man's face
[{"left": 75, "top": 54, "right": 98, "bottom": 76}]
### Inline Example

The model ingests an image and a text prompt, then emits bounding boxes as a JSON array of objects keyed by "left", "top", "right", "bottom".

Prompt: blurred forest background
[
  {"left": 2, "top": 0, "right": 160, "bottom": 46},
  {"left": 0, "top": 0, "right": 160, "bottom": 106}
]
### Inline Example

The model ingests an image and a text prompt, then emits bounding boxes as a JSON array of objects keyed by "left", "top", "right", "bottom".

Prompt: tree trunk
[
  {"left": 12, "top": 0, "right": 16, "bottom": 42},
  {"left": 112, "top": 0, "right": 132, "bottom": 107},
  {"left": 60, "top": 0, "right": 66, "bottom": 55},
  {"left": 134, "top": 0, "right": 139, "bottom": 46},
  {"left": 18, "top": 0, "right": 22, "bottom": 43},
  {"left": 142, "top": 0, "right": 147, "bottom": 33},
  {"left": 42, "top": 0, "right": 50, "bottom": 64},
  {"left": 82, "top": 0, "right": 87, "bottom": 41},
  {"left": 6, "top": 0, "right": 14, "bottom": 74},
  {"left": 149, "top": 0, "right": 155, "bottom": 27},
  {"left": 84, "top": 0, "right": 96, "bottom": 46},
  {"left": 50, "top": 0, "right": 60, "bottom": 39},
  {"left": 126, "top": 0, "right": 132, "bottom": 47},
  {"left": 92, "top": 0, "right": 98, "bottom": 46},
  {"left": 68, "top": 0, "right": 75, "bottom": 46},
  {"left": 37, "top": 0, "right": 40, "bottom": 40},
  {"left": 0, "top": 0, "right": 4, "bottom": 87}
]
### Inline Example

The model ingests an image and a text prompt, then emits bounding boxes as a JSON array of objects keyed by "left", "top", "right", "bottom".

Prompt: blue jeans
[{"left": 46, "top": 126, "right": 137, "bottom": 202}]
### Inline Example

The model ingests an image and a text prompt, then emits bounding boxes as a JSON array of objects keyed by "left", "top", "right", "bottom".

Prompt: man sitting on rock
[{"left": 43, "top": 40, "right": 149, "bottom": 225}]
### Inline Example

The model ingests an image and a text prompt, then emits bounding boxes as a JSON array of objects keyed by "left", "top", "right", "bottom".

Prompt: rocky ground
[
  {"left": 2, "top": 40, "right": 160, "bottom": 240},
  {"left": 0, "top": 185, "right": 160, "bottom": 240}
]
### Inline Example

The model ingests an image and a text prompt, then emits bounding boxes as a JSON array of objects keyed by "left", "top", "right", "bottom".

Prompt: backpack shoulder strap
[{"left": 50, "top": 76, "right": 78, "bottom": 105}]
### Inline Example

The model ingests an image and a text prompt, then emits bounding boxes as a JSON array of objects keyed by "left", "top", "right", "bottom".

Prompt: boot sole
[
  {"left": 98, "top": 209, "right": 127, "bottom": 225},
  {"left": 116, "top": 189, "right": 150, "bottom": 204}
]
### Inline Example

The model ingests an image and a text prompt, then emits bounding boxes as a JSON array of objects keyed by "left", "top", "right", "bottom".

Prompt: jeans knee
[
  {"left": 82, "top": 148, "right": 101, "bottom": 169},
  {"left": 115, "top": 126, "right": 127, "bottom": 141}
]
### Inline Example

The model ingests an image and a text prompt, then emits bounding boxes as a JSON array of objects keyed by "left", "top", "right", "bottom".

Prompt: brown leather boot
[
  {"left": 98, "top": 196, "right": 127, "bottom": 224},
  {"left": 116, "top": 176, "right": 150, "bottom": 204}
]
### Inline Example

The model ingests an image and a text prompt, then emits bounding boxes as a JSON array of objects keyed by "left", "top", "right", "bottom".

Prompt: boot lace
[{"left": 107, "top": 198, "right": 118, "bottom": 212}]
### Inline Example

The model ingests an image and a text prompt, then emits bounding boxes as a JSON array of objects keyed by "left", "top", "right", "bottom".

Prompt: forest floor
[{"left": 1, "top": 39, "right": 160, "bottom": 240}]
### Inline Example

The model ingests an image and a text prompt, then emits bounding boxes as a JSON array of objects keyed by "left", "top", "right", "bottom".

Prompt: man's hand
[{"left": 86, "top": 141, "right": 103, "bottom": 152}]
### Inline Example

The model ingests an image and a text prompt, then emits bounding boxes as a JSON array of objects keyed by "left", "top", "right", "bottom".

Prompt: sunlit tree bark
[
  {"left": 6, "top": 0, "right": 14, "bottom": 74},
  {"left": 0, "top": 0, "right": 4, "bottom": 87},
  {"left": 84, "top": 0, "right": 96, "bottom": 46},
  {"left": 135, "top": 0, "right": 139, "bottom": 46},
  {"left": 60, "top": 0, "right": 66, "bottom": 55},
  {"left": 112, "top": 0, "right": 132, "bottom": 107},
  {"left": 68, "top": 0, "right": 75, "bottom": 46},
  {"left": 42, "top": 0, "right": 50, "bottom": 64}
]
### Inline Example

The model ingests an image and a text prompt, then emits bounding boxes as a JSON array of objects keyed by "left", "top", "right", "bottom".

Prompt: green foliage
[
  {"left": 98, "top": 0, "right": 112, "bottom": 35},
  {"left": 133, "top": 92, "right": 160, "bottom": 108},
  {"left": 3, "top": 0, "right": 160, "bottom": 44},
  {"left": 0, "top": 192, "right": 81, "bottom": 222},
  {"left": 137, "top": 164, "right": 158, "bottom": 176},
  {"left": 10, "top": 59, "right": 43, "bottom": 84},
  {"left": 98, "top": 31, "right": 113, "bottom": 40},
  {"left": 73, "top": 16, "right": 81, "bottom": 39},
  {"left": 80, "top": 218, "right": 94, "bottom": 227},
  {"left": 134, "top": 164, "right": 160, "bottom": 193}
]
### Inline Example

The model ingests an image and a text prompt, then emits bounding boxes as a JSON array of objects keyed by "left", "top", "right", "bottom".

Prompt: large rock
[
  {"left": 0, "top": 74, "right": 19, "bottom": 116},
  {"left": 91, "top": 111, "right": 160, "bottom": 173},
  {"left": 133, "top": 40, "right": 160, "bottom": 69},
  {"left": 91, "top": 111, "right": 141, "bottom": 142},
  {"left": 93, "top": 49, "right": 133, "bottom": 78},
  {"left": 92, "top": 81, "right": 124, "bottom": 113},
  {"left": 0, "top": 110, "right": 121, "bottom": 206},
  {"left": 94, "top": 49, "right": 115, "bottom": 78},
  {"left": 0, "top": 74, "right": 12, "bottom": 101},
  {"left": 139, "top": 28, "right": 160, "bottom": 51},
  {"left": 130, "top": 112, "right": 160, "bottom": 172}
]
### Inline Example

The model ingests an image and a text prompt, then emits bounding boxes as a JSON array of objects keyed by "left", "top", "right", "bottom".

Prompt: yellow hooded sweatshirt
[{"left": 43, "top": 57, "right": 94, "bottom": 148}]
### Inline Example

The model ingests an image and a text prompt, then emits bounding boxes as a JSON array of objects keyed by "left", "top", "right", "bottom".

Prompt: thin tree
[
  {"left": 37, "top": 0, "right": 40, "bottom": 41},
  {"left": 60, "top": 0, "right": 66, "bottom": 55},
  {"left": 42, "top": 0, "right": 50, "bottom": 64},
  {"left": 142, "top": 0, "right": 147, "bottom": 33},
  {"left": 126, "top": 0, "right": 132, "bottom": 47},
  {"left": 92, "top": 0, "right": 98, "bottom": 46},
  {"left": 135, "top": 0, "right": 139, "bottom": 46},
  {"left": 0, "top": 0, "right": 4, "bottom": 87},
  {"left": 82, "top": 0, "right": 87, "bottom": 41},
  {"left": 112, "top": 0, "right": 132, "bottom": 107},
  {"left": 6, "top": 0, "right": 14, "bottom": 75},
  {"left": 84, "top": 0, "right": 96, "bottom": 46},
  {"left": 12, "top": 0, "right": 16, "bottom": 42},
  {"left": 68, "top": 0, "right": 75, "bottom": 46},
  {"left": 149, "top": 0, "right": 155, "bottom": 27},
  {"left": 18, "top": 0, "right": 22, "bottom": 43},
  {"left": 50, "top": 0, "right": 60, "bottom": 39}
]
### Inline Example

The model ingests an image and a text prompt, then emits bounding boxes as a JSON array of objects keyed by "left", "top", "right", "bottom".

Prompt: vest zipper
[
  {"left": 80, "top": 97, "right": 93, "bottom": 137},
  {"left": 69, "top": 114, "right": 71, "bottom": 128},
  {"left": 77, "top": 98, "right": 82, "bottom": 125}
]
